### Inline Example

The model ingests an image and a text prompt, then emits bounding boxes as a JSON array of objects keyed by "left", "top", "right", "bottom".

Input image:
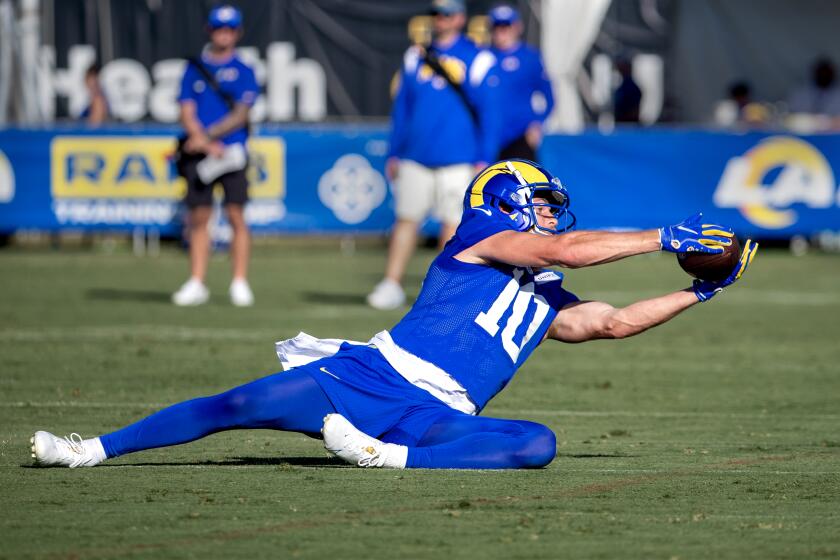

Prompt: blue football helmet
[{"left": 464, "top": 159, "right": 576, "bottom": 235}]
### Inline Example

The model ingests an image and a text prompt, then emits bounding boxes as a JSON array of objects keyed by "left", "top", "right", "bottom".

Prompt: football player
[{"left": 31, "top": 160, "right": 757, "bottom": 470}]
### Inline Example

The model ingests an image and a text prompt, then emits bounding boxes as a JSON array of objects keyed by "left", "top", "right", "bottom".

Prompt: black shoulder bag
[{"left": 422, "top": 47, "right": 480, "bottom": 127}]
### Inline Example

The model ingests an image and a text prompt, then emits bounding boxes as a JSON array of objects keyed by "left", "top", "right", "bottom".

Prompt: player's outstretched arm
[
  {"left": 546, "top": 290, "right": 699, "bottom": 343},
  {"left": 463, "top": 213, "right": 734, "bottom": 269},
  {"left": 547, "top": 240, "right": 758, "bottom": 342},
  {"left": 464, "top": 229, "right": 662, "bottom": 268}
]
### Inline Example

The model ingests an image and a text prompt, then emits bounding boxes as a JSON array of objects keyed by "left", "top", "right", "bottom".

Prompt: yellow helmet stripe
[
  {"left": 468, "top": 161, "right": 549, "bottom": 208},
  {"left": 469, "top": 162, "right": 509, "bottom": 208}
]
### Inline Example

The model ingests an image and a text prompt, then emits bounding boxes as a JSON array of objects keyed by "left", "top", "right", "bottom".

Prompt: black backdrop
[{"left": 49, "top": 0, "right": 539, "bottom": 119}]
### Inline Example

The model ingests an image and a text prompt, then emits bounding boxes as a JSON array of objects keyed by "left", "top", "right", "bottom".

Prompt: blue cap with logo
[
  {"left": 429, "top": 0, "right": 466, "bottom": 15},
  {"left": 208, "top": 5, "right": 242, "bottom": 29},
  {"left": 489, "top": 5, "right": 520, "bottom": 26}
]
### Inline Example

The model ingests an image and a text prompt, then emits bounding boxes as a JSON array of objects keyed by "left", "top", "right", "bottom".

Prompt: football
[{"left": 677, "top": 237, "right": 741, "bottom": 281}]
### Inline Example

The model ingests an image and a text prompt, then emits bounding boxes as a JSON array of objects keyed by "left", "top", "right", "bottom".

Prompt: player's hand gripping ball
[
  {"left": 659, "top": 213, "right": 734, "bottom": 254},
  {"left": 691, "top": 239, "right": 759, "bottom": 302},
  {"left": 678, "top": 236, "right": 741, "bottom": 281}
]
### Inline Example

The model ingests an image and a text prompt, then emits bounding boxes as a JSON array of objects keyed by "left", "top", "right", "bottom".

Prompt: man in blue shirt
[
  {"left": 172, "top": 5, "right": 259, "bottom": 308},
  {"left": 489, "top": 5, "right": 554, "bottom": 162},
  {"left": 31, "top": 159, "right": 758, "bottom": 470},
  {"left": 367, "top": 0, "right": 501, "bottom": 310}
]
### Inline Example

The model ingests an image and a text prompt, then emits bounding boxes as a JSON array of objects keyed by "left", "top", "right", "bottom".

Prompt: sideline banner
[
  {"left": 1, "top": 127, "right": 839, "bottom": 237},
  {"left": 542, "top": 130, "right": 840, "bottom": 237},
  {"left": 0, "top": 126, "right": 393, "bottom": 234}
]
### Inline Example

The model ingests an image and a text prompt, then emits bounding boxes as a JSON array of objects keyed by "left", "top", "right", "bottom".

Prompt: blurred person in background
[
  {"left": 714, "top": 81, "right": 769, "bottom": 128},
  {"left": 367, "top": 0, "right": 501, "bottom": 311},
  {"left": 489, "top": 4, "right": 554, "bottom": 161},
  {"left": 171, "top": 5, "right": 258, "bottom": 307},
  {"left": 613, "top": 57, "right": 642, "bottom": 124},
  {"left": 787, "top": 57, "right": 840, "bottom": 129},
  {"left": 79, "top": 64, "right": 109, "bottom": 126}
]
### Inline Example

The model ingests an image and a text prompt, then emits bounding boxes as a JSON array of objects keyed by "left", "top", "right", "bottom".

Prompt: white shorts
[{"left": 393, "top": 160, "right": 474, "bottom": 225}]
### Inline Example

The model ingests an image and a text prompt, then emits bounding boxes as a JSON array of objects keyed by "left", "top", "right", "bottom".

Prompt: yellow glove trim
[
  {"left": 734, "top": 240, "right": 758, "bottom": 280},
  {"left": 701, "top": 227, "right": 735, "bottom": 238},
  {"left": 699, "top": 238, "right": 733, "bottom": 248}
]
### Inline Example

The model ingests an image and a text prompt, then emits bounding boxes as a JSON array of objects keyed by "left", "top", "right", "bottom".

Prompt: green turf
[{"left": 1, "top": 242, "right": 839, "bottom": 559}]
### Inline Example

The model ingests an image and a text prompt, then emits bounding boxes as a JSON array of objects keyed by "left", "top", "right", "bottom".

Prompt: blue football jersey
[
  {"left": 177, "top": 53, "right": 258, "bottom": 146},
  {"left": 491, "top": 43, "right": 554, "bottom": 148},
  {"left": 389, "top": 209, "right": 578, "bottom": 411}
]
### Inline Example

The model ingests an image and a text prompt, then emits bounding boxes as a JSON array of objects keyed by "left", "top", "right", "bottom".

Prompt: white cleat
[
  {"left": 229, "top": 278, "right": 254, "bottom": 307},
  {"left": 172, "top": 278, "right": 209, "bottom": 306},
  {"left": 366, "top": 279, "right": 405, "bottom": 311},
  {"left": 31, "top": 431, "right": 106, "bottom": 468},
  {"left": 322, "top": 414, "right": 407, "bottom": 469}
]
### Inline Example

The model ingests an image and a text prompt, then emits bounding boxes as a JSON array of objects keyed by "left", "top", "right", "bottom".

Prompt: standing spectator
[
  {"left": 367, "top": 0, "right": 500, "bottom": 310},
  {"left": 80, "top": 64, "right": 109, "bottom": 126},
  {"left": 489, "top": 4, "right": 554, "bottom": 161},
  {"left": 788, "top": 57, "right": 840, "bottom": 119},
  {"left": 171, "top": 5, "right": 258, "bottom": 307},
  {"left": 613, "top": 57, "right": 642, "bottom": 124}
]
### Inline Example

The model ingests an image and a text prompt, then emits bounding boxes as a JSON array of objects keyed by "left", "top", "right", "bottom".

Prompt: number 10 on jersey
[{"left": 475, "top": 269, "right": 551, "bottom": 362}]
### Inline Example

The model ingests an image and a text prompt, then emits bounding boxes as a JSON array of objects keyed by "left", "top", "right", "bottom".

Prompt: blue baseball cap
[
  {"left": 208, "top": 5, "right": 242, "bottom": 29},
  {"left": 429, "top": 0, "right": 465, "bottom": 16},
  {"left": 489, "top": 5, "right": 520, "bottom": 26}
]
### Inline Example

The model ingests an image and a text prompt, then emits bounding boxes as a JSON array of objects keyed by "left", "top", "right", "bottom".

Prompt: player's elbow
[
  {"left": 603, "top": 321, "right": 633, "bottom": 339},
  {"left": 600, "top": 309, "right": 634, "bottom": 339}
]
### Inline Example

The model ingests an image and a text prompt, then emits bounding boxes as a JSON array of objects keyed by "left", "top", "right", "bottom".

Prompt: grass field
[{"left": 1, "top": 241, "right": 839, "bottom": 559}]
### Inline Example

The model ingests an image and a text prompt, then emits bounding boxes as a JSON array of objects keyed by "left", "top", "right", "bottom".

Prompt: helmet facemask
[
  {"left": 466, "top": 159, "right": 577, "bottom": 235},
  {"left": 503, "top": 162, "right": 576, "bottom": 235}
]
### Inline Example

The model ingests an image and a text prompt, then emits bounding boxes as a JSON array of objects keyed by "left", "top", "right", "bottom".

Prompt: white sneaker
[
  {"left": 229, "top": 278, "right": 254, "bottom": 307},
  {"left": 172, "top": 278, "right": 209, "bottom": 306},
  {"left": 366, "top": 279, "right": 405, "bottom": 310},
  {"left": 31, "top": 431, "right": 107, "bottom": 468},
  {"left": 322, "top": 414, "right": 407, "bottom": 469}
]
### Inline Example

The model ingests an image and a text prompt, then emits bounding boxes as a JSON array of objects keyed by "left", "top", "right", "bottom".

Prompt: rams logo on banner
[
  {"left": 52, "top": 136, "right": 284, "bottom": 200},
  {"left": 50, "top": 136, "right": 284, "bottom": 226},
  {"left": 714, "top": 136, "right": 840, "bottom": 229},
  {"left": 0, "top": 149, "right": 14, "bottom": 203}
]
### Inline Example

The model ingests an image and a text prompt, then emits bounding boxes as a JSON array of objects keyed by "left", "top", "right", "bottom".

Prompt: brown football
[{"left": 677, "top": 237, "right": 741, "bottom": 281}]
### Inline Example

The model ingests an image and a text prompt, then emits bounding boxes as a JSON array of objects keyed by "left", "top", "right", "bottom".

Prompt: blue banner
[
  {"left": 1, "top": 126, "right": 839, "bottom": 237},
  {"left": 542, "top": 130, "right": 840, "bottom": 238},
  {"left": 0, "top": 125, "right": 393, "bottom": 235}
]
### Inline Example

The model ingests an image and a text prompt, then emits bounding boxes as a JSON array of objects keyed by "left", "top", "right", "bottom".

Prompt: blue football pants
[{"left": 99, "top": 369, "right": 556, "bottom": 469}]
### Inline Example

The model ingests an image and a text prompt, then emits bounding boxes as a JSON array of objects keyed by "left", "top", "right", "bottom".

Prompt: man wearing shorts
[
  {"left": 172, "top": 5, "right": 258, "bottom": 307},
  {"left": 367, "top": 0, "right": 501, "bottom": 310}
]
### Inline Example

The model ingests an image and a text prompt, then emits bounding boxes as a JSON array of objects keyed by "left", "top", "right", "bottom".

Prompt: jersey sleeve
[
  {"left": 177, "top": 63, "right": 198, "bottom": 104},
  {"left": 387, "top": 48, "right": 418, "bottom": 159},
  {"left": 235, "top": 64, "right": 259, "bottom": 106},
  {"left": 445, "top": 209, "right": 518, "bottom": 256},
  {"left": 535, "top": 269, "right": 580, "bottom": 310}
]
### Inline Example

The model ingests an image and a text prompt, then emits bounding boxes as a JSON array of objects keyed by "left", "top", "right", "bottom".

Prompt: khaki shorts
[{"left": 392, "top": 160, "right": 473, "bottom": 225}]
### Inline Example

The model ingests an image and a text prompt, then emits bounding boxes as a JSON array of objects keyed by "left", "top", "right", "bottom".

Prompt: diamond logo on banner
[{"left": 318, "top": 154, "right": 386, "bottom": 224}]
